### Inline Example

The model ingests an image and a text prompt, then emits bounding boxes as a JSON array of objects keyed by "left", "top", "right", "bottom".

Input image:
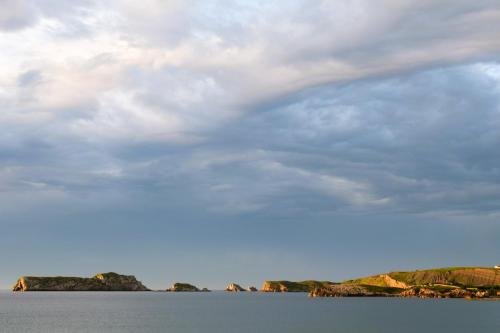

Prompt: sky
[{"left": 1, "top": 0, "right": 500, "bottom": 290}]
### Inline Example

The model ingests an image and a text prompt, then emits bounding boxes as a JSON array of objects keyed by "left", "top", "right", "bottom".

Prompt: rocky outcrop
[
  {"left": 310, "top": 284, "right": 499, "bottom": 299},
  {"left": 248, "top": 286, "right": 258, "bottom": 292},
  {"left": 399, "top": 287, "right": 441, "bottom": 298},
  {"left": 12, "top": 272, "right": 149, "bottom": 291},
  {"left": 309, "top": 284, "right": 393, "bottom": 297},
  {"left": 262, "top": 281, "right": 290, "bottom": 292},
  {"left": 166, "top": 283, "right": 201, "bottom": 292},
  {"left": 225, "top": 283, "right": 246, "bottom": 292},
  {"left": 379, "top": 274, "right": 409, "bottom": 288},
  {"left": 399, "top": 286, "right": 494, "bottom": 299}
]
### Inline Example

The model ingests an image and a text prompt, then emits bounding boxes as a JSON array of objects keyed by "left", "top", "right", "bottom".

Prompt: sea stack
[
  {"left": 12, "top": 272, "right": 150, "bottom": 291},
  {"left": 225, "top": 283, "right": 246, "bottom": 292}
]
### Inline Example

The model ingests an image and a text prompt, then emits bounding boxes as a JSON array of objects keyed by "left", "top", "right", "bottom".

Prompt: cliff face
[
  {"left": 93, "top": 273, "right": 149, "bottom": 291},
  {"left": 225, "top": 283, "right": 246, "bottom": 292},
  {"left": 309, "top": 284, "right": 389, "bottom": 297},
  {"left": 345, "top": 274, "right": 408, "bottom": 289},
  {"left": 12, "top": 272, "right": 149, "bottom": 291},
  {"left": 261, "top": 281, "right": 289, "bottom": 292}
]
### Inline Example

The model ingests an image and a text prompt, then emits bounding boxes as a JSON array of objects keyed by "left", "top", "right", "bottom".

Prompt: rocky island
[
  {"left": 12, "top": 272, "right": 150, "bottom": 291},
  {"left": 166, "top": 282, "right": 210, "bottom": 292},
  {"left": 309, "top": 267, "right": 500, "bottom": 299}
]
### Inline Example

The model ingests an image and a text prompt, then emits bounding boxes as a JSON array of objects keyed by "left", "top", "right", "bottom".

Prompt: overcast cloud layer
[{"left": 1, "top": 0, "right": 499, "bottom": 289}]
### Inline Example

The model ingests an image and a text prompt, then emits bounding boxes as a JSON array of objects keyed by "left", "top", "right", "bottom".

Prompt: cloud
[
  {"left": 218, "top": 63, "right": 500, "bottom": 215},
  {"left": 0, "top": 0, "right": 38, "bottom": 31},
  {"left": 0, "top": 1, "right": 500, "bottom": 220},
  {"left": 0, "top": 0, "right": 94, "bottom": 32},
  {"left": 2, "top": 1, "right": 500, "bottom": 290},
  {"left": 2, "top": 1, "right": 500, "bottom": 140}
]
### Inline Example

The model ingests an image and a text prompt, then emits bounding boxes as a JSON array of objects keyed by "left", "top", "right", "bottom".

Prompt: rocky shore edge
[{"left": 308, "top": 284, "right": 499, "bottom": 299}]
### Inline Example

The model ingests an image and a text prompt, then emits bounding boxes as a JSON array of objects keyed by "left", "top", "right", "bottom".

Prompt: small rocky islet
[
  {"left": 166, "top": 283, "right": 210, "bottom": 292},
  {"left": 10, "top": 267, "right": 500, "bottom": 299}
]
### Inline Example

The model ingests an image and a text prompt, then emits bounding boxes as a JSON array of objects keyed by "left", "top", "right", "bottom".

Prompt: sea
[{"left": 0, "top": 291, "right": 498, "bottom": 332}]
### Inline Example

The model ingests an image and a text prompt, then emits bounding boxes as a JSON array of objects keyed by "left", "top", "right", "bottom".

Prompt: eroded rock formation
[
  {"left": 225, "top": 283, "right": 246, "bottom": 292},
  {"left": 310, "top": 285, "right": 499, "bottom": 299},
  {"left": 309, "top": 284, "right": 390, "bottom": 297}
]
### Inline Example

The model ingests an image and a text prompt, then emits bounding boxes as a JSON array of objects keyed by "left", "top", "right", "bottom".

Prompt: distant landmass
[{"left": 11, "top": 266, "right": 500, "bottom": 298}]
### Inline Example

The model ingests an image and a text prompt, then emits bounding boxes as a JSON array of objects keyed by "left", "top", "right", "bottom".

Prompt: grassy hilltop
[
  {"left": 310, "top": 267, "right": 500, "bottom": 298},
  {"left": 346, "top": 267, "right": 500, "bottom": 288}
]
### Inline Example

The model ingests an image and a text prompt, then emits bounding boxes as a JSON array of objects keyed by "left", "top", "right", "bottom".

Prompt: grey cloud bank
[{"left": 0, "top": 0, "right": 499, "bottom": 289}]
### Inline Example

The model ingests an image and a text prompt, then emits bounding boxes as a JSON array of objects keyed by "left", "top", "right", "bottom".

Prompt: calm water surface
[{"left": 0, "top": 291, "right": 498, "bottom": 332}]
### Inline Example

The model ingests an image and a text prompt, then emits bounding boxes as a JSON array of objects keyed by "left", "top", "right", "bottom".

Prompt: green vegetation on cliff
[
  {"left": 345, "top": 267, "right": 500, "bottom": 289},
  {"left": 262, "top": 280, "right": 334, "bottom": 292},
  {"left": 386, "top": 267, "right": 500, "bottom": 287},
  {"left": 358, "top": 285, "right": 404, "bottom": 295}
]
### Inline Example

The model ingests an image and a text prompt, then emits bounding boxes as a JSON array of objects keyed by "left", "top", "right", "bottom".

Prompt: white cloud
[
  {"left": 257, "top": 160, "right": 390, "bottom": 207},
  {"left": 70, "top": 88, "right": 208, "bottom": 144},
  {"left": 2, "top": 0, "right": 500, "bottom": 146}
]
